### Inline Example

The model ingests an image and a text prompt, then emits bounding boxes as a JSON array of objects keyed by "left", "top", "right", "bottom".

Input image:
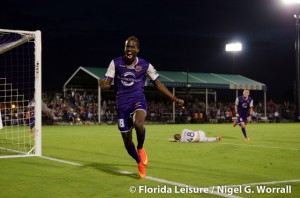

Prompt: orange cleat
[
  {"left": 138, "top": 162, "right": 146, "bottom": 178},
  {"left": 137, "top": 148, "right": 148, "bottom": 166},
  {"left": 217, "top": 136, "right": 222, "bottom": 141}
]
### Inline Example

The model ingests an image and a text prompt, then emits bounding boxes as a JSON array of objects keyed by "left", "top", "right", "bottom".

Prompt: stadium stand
[{"left": 63, "top": 67, "right": 267, "bottom": 123}]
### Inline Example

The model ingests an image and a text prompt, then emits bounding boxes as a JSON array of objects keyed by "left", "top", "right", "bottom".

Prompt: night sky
[{"left": 1, "top": 0, "right": 299, "bottom": 102}]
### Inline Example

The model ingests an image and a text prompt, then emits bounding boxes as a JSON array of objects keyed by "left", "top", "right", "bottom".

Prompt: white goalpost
[{"left": 0, "top": 28, "right": 42, "bottom": 158}]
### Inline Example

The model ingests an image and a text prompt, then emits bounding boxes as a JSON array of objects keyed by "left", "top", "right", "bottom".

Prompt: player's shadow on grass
[{"left": 84, "top": 162, "right": 140, "bottom": 179}]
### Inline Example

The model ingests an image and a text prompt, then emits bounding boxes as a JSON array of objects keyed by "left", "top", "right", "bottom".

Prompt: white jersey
[{"left": 179, "top": 129, "right": 207, "bottom": 143}]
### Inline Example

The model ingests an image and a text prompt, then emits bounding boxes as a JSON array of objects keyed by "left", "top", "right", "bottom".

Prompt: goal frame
[{"left": 0, "top": 28, "right": 42, "bottom": 158}]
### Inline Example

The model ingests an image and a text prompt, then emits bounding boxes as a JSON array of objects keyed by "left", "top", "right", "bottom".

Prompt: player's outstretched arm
[
  {"left": 99, "top": 78, "right": 113, "bottom": 90},
  {"left": 152, "top": 79, "right": 184, "bottom": 106}
]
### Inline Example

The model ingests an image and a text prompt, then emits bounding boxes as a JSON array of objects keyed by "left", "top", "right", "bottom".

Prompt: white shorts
[{"left": 198, "top": 131, "right": 206, "bottom": 142}]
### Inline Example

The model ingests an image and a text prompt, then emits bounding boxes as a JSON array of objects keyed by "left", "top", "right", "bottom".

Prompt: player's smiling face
[{"left": 124, "top": 39, "right": 139, "bottom": 65}]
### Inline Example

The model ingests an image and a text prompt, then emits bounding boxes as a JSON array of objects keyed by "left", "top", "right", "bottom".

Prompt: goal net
[{"left": 0, "top": 29, "right": 42, "bottom": 158}]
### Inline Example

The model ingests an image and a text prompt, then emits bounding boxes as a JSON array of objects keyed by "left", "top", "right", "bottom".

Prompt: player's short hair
[
  {"left": 174, "top": 134, "right": 181, "bottom": 141},
  {"left": 243, "top": 89, "right": 250, "bottom": 94},
  {"left": 126, "top": 36, "right": 139, "bottom": 48}
]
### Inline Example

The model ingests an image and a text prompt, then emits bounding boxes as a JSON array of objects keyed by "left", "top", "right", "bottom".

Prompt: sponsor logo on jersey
[
  {"left": 242, "top": 103, "right": 248, "bottom": 108},
  {"left": 119, "top": 72, "right": 142, "bottom": 87},
  {"left": 121, "top": 72, "right": 135, "bottom": 86}
]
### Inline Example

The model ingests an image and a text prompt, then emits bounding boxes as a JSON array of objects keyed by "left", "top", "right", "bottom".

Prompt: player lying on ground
[{"left": 173, "top": 129, "right": 221, "bottom": 143}]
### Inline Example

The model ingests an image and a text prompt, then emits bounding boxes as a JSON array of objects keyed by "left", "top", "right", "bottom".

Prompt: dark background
[{"left": 0, "top": 0, "right": 298, "bottom": 102}]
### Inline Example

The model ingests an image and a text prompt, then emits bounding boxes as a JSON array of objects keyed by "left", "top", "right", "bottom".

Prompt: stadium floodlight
[
  {"left": 225, "top": 42, "right": 242, "bottom": 52},
  {"left": 225, "top": 42, "right": 242, "bottom": 68},
  {"left": 0, "top": 29, "right": 42, "bottom": 158},
  {"left": 282, "top": 0, "right": 300, "bottom": 4}
]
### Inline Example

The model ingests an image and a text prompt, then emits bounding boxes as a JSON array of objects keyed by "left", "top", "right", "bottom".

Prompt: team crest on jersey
[{"left": 135, "top": 65, "right": 142, "bottom": 72}]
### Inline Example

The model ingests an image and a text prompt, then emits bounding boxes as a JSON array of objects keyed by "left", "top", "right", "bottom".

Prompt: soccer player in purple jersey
[
  {"left": 99, "top": 36, "right": 184, "bottom": 178},
  {"left": 233, "top": 89, "right": 253, "bottom": 141}
]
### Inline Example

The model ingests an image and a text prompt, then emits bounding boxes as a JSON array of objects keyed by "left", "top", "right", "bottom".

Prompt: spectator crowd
[{"left": 38, "top": 90, "right": 299, "bottom": 125}]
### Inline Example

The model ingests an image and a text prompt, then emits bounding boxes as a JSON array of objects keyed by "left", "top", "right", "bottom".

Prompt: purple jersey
[
  {"left": 235, "top": 96, "right": 253, "bottom": 117},
  {"left": 104, "top": 56, "right": 159, "bottom": 106},
  {"left": 104, "top": 56, "right": 159, "bottom": 132}
]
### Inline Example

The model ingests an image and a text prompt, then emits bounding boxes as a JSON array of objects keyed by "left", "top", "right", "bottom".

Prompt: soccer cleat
[
  {"left": 217, "top": 136, "right": 222, "bottom": 141},
  {"left": 233, "top": 120, "right": 237, "bottom": 127},
  {"left": 137, "top": 148, "right": 148, "bottom": 166},
  {"left": 138, "top": 162, "right": 146, "bottom": 178},
  {"left": 28, "top": 129, "right": 34, "bottom": 134},
  {"left": 244, "top": 137, "right": 250, "bottom": 141}
]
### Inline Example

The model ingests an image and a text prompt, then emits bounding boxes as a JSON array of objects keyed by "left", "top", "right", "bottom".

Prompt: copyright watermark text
[{"left": 128, "top": 185, "right": 292, "bottom": 195}]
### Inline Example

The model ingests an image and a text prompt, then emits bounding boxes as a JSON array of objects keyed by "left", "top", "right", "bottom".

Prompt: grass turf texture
[{"left": 0, "top": 123, "right": 299, "bottom": 198}]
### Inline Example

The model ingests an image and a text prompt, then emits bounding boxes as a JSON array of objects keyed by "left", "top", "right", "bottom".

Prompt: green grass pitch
[{"left": 0, "top": 123, "right": 299, "bottom": 198}]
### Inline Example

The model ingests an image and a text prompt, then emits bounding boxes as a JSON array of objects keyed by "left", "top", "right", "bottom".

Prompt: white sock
[{"left": 206, "top": 137, "right": 217, "bottom": 142}]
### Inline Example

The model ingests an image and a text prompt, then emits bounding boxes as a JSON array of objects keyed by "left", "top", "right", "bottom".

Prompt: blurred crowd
[{"left": 39, "top": 90, "right": 299, "bottom": 125}]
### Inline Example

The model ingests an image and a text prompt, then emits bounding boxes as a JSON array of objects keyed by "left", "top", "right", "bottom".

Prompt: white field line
[
  {"left": 219, "top": 142, "right": 300, "bottom": 151},
  {"left": 39, "top": 155, "right": 241, "bottom": 198},
  {"left": 224, "top": 179, "right": 300, "bottom": 188},
  {"left": 39, "top": 155, "right": 300, "bottom": 198}
]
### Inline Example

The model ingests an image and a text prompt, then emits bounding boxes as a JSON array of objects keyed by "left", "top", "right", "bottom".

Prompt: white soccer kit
[{"left": 180, "top": 129, "right": 207, "bottom": 142}]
